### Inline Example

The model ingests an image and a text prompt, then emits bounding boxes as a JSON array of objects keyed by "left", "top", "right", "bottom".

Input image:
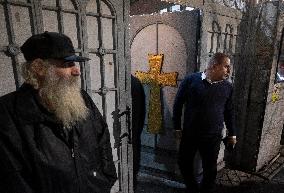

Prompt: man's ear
[
  {"left": 208, "top": 65, "right": 215, "bottom": 72},
  {"left": 30, "top": 58, "right": 46, "bottom": 77}
]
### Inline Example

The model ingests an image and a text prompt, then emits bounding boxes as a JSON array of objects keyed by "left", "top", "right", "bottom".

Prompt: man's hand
[
  {"left": 175, "top": 130, "right": 182, "bottom": 139},
  {"left": 227, "top": 136, "right": 237, "bottom": 145},
  {"left": 223, "top": 136, "right": 237, "bottom": 151}
]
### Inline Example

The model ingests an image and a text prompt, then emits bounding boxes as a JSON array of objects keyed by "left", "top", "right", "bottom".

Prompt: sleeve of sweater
[
  {"left": 224, "top": 85, "right": 236, "bottom": 136},
  {"left": 172, "top": 76, "right": 190, "bottom": 130}
]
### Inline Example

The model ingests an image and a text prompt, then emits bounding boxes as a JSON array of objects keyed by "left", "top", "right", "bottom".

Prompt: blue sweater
[{"left": 173, "top": 72, "right": 236, "bottom": 136}]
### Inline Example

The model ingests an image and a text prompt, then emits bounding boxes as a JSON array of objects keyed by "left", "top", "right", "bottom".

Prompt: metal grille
[
  {"left": 209, "top": 21, "right": 222, "bottom": 53},
  {"left": 0, "top": 0, "right": 36, "bottom": 90},
  {"left": 40, "top": 0, "right": 87, "bottom": 89},
  {"left": 86, "top": 0, "right": 117, "bottom": 121}
]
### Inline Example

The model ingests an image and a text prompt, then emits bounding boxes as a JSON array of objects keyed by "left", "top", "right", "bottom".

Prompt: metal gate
[{"left": 0, "top": 0, "right": 131, "bottom": 192}]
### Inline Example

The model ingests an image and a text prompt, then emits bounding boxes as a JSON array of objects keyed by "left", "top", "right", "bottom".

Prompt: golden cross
[{"left": 135, "top": 54, "right": 178, "bottom": 134}]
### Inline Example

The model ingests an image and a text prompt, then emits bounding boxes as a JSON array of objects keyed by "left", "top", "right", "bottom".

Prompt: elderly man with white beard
[{"left": 0, "top": 32, "right": 117, "bottom": 193}]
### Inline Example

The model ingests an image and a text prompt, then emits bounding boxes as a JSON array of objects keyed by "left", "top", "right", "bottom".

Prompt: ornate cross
[{"left": 135, "top": 54, "right": 178, "bottom": 134}]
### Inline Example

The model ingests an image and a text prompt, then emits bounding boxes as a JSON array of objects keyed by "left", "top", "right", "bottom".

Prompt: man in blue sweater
[{"left": 173, "top": 53, "right": 237, "bottom": 193}]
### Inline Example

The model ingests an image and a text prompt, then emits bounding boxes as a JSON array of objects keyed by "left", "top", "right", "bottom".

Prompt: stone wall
[
  {"left": 257, "top": 2, "right": 284, "bottom": 170},
  {"left": 199, "top": 2, "right": 242, "bottom": 75},
  {"left": 130, "top": 0, "right": 173, "bottom": 15},
  {"left": 233, "top": 1, "right": 283, "bottom": 171}
]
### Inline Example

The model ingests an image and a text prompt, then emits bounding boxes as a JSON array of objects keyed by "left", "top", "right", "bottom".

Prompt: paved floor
[
  {"left": 135, "top": 154, "right": 284, "bottom": 193},
  {"left": 136, "top": 171, "right": 284, "bottom": 193}
]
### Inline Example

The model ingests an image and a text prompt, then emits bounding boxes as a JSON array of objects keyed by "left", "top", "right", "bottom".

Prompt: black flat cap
[{"left": 21, "top": 31, "right": 90, "bottom": 62}]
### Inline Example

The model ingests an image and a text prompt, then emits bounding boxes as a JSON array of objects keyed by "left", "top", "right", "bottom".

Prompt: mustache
[
  {"left": 44, "top": 75, "right": 80, "bottom": 91},
  {"left": 58, "top": 75, "right": 79, "bottom": 85}
]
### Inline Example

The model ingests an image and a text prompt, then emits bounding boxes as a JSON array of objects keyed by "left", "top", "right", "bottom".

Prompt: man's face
[
  {"left": 52, "top": 60, "right": 81, "bottom": 79},
  {"left": 213, "top": 58, "right": 231, "bottom": 81},
  {"left": 38, "top": 59, "right": 88, "bottom": 128}
]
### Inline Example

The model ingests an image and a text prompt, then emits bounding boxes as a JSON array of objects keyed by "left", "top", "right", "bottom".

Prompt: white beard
[{"left": 39, "top": 66, "right": 89, "bottom": 129}]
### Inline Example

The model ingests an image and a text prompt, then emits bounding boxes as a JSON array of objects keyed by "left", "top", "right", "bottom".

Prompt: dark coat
[
  {"left": 131, "top": 75, "right": 145, "bottom": 178},
  {"left": 0, "top": 84, "right": 117, "bottom": 193}
]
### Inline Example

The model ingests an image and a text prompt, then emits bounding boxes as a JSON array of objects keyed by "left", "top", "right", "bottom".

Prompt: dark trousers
[{"left": 178, "top": 134, "right": 222, "bottom": 193}]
